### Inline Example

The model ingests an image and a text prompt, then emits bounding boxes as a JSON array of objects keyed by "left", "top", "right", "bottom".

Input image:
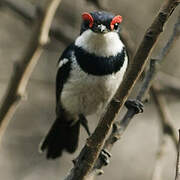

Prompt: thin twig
[
  {"left": 0, "top": 0, "right": 74, "bottom": 45},
  {"left": 0, "top": 0, "right": 62, "bottom": 144},
  {"left": 175, "top": 130, "right": 180, "bottom": 180},
  {"left": 151, "top": 83, "right": 178, "bottom": 150},
  {"left": 151, "top": 83, "right": 178, "bottom": 180},
  {"left": 64, "top": 1, "right": 180, "bottom": 179},
  {"left": 156, "top": 11, "right": 180, "bottom": 60},
  {"left": 151, "top": 134, "right": 169, "bottom": 180},
  {"left": 0, "top": 0, "right": 38, "bottom": 22}
]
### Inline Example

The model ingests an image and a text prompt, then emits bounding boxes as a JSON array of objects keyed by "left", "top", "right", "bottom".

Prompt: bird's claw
[
  {"left": 125, "top": 99, "right": 144, "bottom": 114},
  {"left": 99, "top": 149, "right": 112, "bottom": 166}
]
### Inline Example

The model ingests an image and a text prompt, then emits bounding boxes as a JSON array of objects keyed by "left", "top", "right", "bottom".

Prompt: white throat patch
[{"left": 75, "top": 29, "right": 124, "bottom": 57}]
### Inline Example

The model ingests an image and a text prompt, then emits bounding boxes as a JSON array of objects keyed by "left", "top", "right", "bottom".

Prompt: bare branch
[
  {"left": 151, "top": 83, "right": 178, "bottom": 150},
  {"left": 64, "top": 1, "right": 180, "bottom": 179},
  {"left": 0, "top": 0, "right": 62, "bottom": 143},
  {"left": 151, "top": 135, "right": 169, "bottom": 180},
  {"left": 155, "top": 11, "right": 180, "bottom": 60},
  {"left": 0, "top": 0, "right": 38, "bottom": 22},
  {"left": 0, "top": 0, "right": 75, "bottom": 46},
  {"left": 88, "top": 8, "right": 180, "bottom": 180},
  {"left": 175, "top": 130, "right": 180, "bottom": 180}
]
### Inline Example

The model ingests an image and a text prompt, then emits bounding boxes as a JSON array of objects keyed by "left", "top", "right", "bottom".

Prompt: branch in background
[
  {"left": 175, "top": 130, "right": 180, "bottom": 180},
  {"left": 155, "top": 11, "right": 180, "bottom": 60},
  {"left": 0, "top": 0, "right": 74, "bottom": 46},
  {"left": 151, "top": 83, "right": 178, "bottom": 149},
  {"left": 0, "top": 0, "right": 62, "bottom": 144},
  {"left": 149, "top": 10, "right": 180, "bottom": 180},
  {"left": 64, "top": 1, "right": 180, "bottom": 179},
  {"left": 150, "top": 83, "right": 178, "bottom": 180},
  {"left": 149, "top": 11, "right": 180, "bottom": 151},
  {"left": 151, "top": 134, "right": 169, "bottom": 180},
  {"left": 0, "top": 0, "right": 38, "bottom": 22}
]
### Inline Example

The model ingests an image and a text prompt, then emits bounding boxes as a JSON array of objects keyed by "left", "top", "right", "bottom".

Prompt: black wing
[{"left": 56, "top": 44, "right": 74, "bottom": 111}]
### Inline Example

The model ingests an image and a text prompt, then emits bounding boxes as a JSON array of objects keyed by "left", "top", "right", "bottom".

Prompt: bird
[{"left": 40, "top": 11, "right": 129, "bottom": 159}]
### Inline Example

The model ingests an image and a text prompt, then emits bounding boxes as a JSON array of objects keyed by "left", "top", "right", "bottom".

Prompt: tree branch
[
  {"left": 0, "top": 0, "right": 38, "bottom": 22},
  {"left": 175, "top": 130, "right": 180, "bottom": 180},
  {"left": 151, "top": 83, "right": 178, "bottom": 149},
  {"left": 0, "top": 0, "right": 62, "bottom": 143},
  {"left": 90, "top": 8, "right": 180, "bottom": 175},
  {"left": 64, "top": 1, "right": 180, "bottom": 179},
  {"left": 156, "top": 10, "right": 180, "bottom": 60},
  {"left": 151, "top": 134, "right": 169, "bottom": 180}
]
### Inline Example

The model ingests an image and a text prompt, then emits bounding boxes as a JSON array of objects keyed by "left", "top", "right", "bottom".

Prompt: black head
[{"left": 80, "top": 11, "right": 123, "bottom": 34}]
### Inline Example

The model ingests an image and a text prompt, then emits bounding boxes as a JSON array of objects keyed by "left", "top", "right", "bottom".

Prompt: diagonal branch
[
  {"left": 93, "top": 8, "right": 180, "bottom": 172},
  {"left": 91, "top": 8, "right": 180, "bottom": 174},
  {"left": 0, "top": 0, "right": 62, "bottom": 144},
  {"left": 64, "top": 1, "right": 180, "bottom": 179}
]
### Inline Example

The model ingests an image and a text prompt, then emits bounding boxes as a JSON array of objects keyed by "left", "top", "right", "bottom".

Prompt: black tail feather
[{"left": 40, "top": 116, "right": 80, "bottom": 159}]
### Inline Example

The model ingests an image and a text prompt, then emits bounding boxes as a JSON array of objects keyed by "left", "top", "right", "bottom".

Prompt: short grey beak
[{"left": 97, "top": 24, "right": 107, "bottom": 33}]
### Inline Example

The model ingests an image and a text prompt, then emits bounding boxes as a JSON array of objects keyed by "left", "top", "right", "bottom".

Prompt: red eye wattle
[
  {"left": 82, "top": 12, "right": 94, "bottom": 28},
  {"left": 110, "top": 15, "right": 123, "bottom": 30}
]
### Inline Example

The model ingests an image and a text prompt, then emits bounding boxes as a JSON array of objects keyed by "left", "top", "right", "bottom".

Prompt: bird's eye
[
  {"left": 113, "top": 23, "right": 119, "bottom": 30},
  {"left": 110, "top": 15, "right": 123, "bottom": 30}
]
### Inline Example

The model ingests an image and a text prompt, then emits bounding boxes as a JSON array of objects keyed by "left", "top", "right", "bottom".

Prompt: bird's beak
[
  {"left": 94, "top": 24, "right": 108, "bottom": 33},
  {"left": 98, "top": 24, "right": 106, "bottom": 33}
]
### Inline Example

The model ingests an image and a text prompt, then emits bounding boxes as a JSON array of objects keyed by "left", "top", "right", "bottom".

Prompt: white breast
[
  {"left": 60, "top": 29, "right": 127, "bottom": 119},
  {"left": 60, "top": 57, "right": 128, "bottom": 118},
  {"left": 75, "top": 29, "right": 124, "bottom": 57}
]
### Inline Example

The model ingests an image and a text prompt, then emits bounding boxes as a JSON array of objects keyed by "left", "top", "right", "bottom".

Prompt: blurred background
[{"left": 0, "top": 0, "right": 180, "bottom": 179}]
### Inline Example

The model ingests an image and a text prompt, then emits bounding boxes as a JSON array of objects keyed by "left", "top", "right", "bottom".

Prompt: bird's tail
[{"left": 40, "top": 115, "right": 80, "bottom": 159}]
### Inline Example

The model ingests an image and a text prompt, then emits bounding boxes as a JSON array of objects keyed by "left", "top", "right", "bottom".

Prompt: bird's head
[{"left": 80, "top": 11, "right": 123, "bottom": 34}]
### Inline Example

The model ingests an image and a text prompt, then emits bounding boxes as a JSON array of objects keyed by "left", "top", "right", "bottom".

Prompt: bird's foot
[
  {"left": 99, "top": 149, "right": 112, "bottom": 166},
  {"left": 125, "top": 99, "right": 144, "bottom": 114}
]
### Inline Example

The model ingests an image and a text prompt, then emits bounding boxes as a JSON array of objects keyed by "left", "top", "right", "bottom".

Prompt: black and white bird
[{"left": 40, "top": 11, "right": 129, "bottom": 159}]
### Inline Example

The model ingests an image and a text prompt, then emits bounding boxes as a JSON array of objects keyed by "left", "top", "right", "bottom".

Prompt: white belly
[{"left": 60, "top": 58, "right": 128, "bottom": 118}]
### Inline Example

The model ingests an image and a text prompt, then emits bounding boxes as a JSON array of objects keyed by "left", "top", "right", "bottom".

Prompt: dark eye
[{"left": 114, "top": 23, "right": 119, "bottom": 30}]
